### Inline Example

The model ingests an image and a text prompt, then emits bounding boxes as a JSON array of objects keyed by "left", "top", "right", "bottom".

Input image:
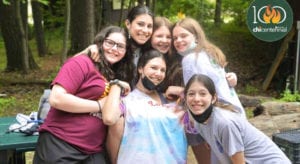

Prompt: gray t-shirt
[{"left": 195, "top": 107, "right": 291, "bottom": 164}]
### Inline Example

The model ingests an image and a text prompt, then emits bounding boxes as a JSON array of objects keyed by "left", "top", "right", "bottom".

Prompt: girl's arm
[
  {"left": 102, "top": 80, "right": 130, "bottom": 125},
  {"left": 164, "top": 86, "right": 184, "bottom": 101},
  {"left": 106, "top": 117, "right": 125, "bottom": 164},
  {"left": 49, "top": 84, "right": 104, "bottom": 113},
  {"left": 230, "top": 151, "right": 246, "bottom": 164},
  {"left": 74, "top": 44, "right": 100, "bottom": 62}
]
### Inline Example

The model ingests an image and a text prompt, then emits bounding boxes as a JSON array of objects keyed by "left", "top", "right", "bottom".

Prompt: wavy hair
[{"left": 91, "top": 26, "right": 134, "bottom": 83}]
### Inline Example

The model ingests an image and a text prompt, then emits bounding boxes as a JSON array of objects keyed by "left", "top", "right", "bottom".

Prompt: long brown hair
[
  {"left": 91, "top": 26, "right": 134, "bottom": 83},
  {"left": 174, "top": 17, "right": 228, "bottom": 67}
]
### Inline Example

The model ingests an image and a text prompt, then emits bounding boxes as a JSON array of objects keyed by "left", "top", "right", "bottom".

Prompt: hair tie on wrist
[{"left": 96, "top": 101, "right": 102, "bottom": 113}]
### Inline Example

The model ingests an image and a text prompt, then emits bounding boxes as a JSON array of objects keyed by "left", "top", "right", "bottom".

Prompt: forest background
[{"left": 0, "top": 0, "right": 299, "bottom": 117}]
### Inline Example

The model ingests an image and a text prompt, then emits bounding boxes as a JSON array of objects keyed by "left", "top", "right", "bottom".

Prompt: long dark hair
[
  {"left": 91, "top": 26, "right": 134, "bottom": 83},
  {"left": 184, "top": 74, "right": 237, "bottom": 112},
  {"left": 126, "top": 5, "right": 154, "bottom": 53},
  {"left": 184, "top": 74, "right": 217, "bottom": 97}
]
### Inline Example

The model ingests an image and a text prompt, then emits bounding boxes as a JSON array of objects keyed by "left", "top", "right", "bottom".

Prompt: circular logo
[{"left": 247, "top": 0, "right": 293, "bottom": 42}]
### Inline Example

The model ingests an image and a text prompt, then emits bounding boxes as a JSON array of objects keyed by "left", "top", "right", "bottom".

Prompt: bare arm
[
  {"left": 164, "top": 86, "right": 184, "bottom": 101},
  {"left": 230, "top": 151, "right": 246, "bottom": 164},
  {"left": 102, "top": 80, "right": 130, "bottom": 125},
  {"left": 106, "top": 117, "right": 125, "bottom": 164},
  {"left": 49, "top": 84, "right": 105, "bottom": 113},
  {"left": 74, "top": 44, "right": 100, "bottom": 63}
]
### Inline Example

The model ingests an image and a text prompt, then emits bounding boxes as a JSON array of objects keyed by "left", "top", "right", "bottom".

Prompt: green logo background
[{"left": 247, "top": 0, "right": 293, "bottom": 42}]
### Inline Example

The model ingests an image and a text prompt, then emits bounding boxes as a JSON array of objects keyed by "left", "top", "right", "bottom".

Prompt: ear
[
  {"left": 212, "top": 94, "right": 217, "bottom": 104},
  {"left": 138, "top": 67, "right": 143, "bottom": 75},
  {"left": 125, "top": 19, "right": 131, "bottom": 29}
]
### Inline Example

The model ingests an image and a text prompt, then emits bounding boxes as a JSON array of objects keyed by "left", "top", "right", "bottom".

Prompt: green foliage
[
  {"left": 0, "top": 39, "right": 6, "bottom": 70},
  {"left": 280, "top": 90, "right": 300, "bottom": 102},
  {"left": 243, "top": 84, "right": 259, "bottom": 95},
  {"left": 245, "top": 107, "right": 254, "bottom": 119},
  {"left": 155, "top": 0, "right": 215, "bottom": 24},
  {"left": 222, "top": 0, "right": 252, "bottom": 26},
  {"left": 0, "top": 97, "right": 16, "bottom": 116}
]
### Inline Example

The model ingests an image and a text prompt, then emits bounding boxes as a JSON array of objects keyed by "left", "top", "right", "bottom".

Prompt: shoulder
[
  {"left": 212, "top": 107, "right": 243, "bottom": 129},
  {"left": 64, "top": 55, "right": 94, "bottom": 70}
]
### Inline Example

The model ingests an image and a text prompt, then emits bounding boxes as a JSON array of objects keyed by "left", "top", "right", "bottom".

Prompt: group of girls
[{"left": 33, "top": 4, "right": 290, "bottom": 164}]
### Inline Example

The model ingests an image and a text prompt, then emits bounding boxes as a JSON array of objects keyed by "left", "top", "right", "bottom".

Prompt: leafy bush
[
  {"left": 280, "top": 89, "right": 300, "bottom": 102},
  {"left": 0, "top": 97, "right": 17, "bottom": 116},
  {"left": 243, "top": 84, "right": 259, "bottom": 95}
]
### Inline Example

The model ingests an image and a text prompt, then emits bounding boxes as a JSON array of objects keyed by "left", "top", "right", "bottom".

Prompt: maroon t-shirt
[{"left": 39, "top": 55, "right": 107, "bottom": 154}]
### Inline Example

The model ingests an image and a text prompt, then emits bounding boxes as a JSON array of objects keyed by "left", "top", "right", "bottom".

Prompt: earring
[{"left": 128, "top": 32, "right": 131, "bottom": 39}]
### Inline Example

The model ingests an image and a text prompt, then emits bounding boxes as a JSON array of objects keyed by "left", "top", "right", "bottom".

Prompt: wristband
[
  {"left": 96, "top": 101, "right": 101, "bottom": 113},
  {"left": 109, "top": 79, "right": 125, "bottom": 95}
]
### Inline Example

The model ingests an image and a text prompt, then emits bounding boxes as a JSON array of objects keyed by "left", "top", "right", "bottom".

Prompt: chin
[
  {"left": 136, "top": 39, "right": 147, "bottom": 45},
  {"left": 191, "top": 108, "right": 204, "bottom": 115}
]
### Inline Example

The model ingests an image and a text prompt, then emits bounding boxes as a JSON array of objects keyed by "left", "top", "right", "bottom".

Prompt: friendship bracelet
[{"left": 96, "top": 101, "right": 102, "bottom": 113}]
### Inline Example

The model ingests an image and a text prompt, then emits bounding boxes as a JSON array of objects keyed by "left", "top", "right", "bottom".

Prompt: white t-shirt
[
  {"left": 117, "top": 89, "right": 188, "bottom": 164},
  {"left": 182, "top": 51, "right": 246, "bottom": 118},
  {"left": 194, "top": 107, "right": 291, "bottom": 164}
]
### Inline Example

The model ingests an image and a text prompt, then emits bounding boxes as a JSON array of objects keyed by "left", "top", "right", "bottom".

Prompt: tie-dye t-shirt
[{"left": 117, "top": 89, "right": 187, "bottom": 164}]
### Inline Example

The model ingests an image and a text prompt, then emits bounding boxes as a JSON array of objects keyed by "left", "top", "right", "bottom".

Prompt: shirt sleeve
[
  {"left": 51, "top": 56, "right": 87, "bottom": 94},
  {"left": 218, "top": 118, "right": 245, "bottom": 157}
]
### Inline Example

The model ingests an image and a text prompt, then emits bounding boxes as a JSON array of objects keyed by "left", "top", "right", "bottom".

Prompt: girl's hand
[
  {"left": 88, "top": 44, "right": 100, "bottom": 62},
  {"left": 118, "top": 80, "right": 131, "bottom": 96},
  {"left": 226, "top": 72, "right": 237, "bottom": 87}
]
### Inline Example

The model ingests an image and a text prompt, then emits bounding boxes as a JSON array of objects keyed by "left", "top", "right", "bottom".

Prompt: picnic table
[{"left": 0, "top": 116, "right": 38, "bottom": 164}]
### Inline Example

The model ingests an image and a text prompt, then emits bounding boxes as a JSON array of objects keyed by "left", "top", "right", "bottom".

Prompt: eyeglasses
[{"left": 103, "top": 39, "right": 126, "bottom": 53}]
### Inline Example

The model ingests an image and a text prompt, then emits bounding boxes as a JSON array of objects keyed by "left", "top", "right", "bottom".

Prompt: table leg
[{"left": 0, "top": 150, "right": 25, "bottom": 164}]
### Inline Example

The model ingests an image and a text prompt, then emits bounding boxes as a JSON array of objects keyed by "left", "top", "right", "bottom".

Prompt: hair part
[{"left": 127, "top": 5, "right": 154, "bottom": 23}]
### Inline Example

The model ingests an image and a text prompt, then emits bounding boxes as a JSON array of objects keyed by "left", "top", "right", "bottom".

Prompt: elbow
[
  {"left": 48, "top": 92, "right": 62, "bottom": 109},
  {"left": 102, "top": 116, "right": 118, "bottom": 126},
  {"left": 102, "top": 108, "right": 120, "bottom": 125}
]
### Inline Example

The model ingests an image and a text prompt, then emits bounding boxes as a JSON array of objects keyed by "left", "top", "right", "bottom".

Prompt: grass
[
  {"left": 0, "top": 32, "right": 63, "bottom": 163},
  {"left": 0, "top": 35, "right": 62, "bottom": 117}
]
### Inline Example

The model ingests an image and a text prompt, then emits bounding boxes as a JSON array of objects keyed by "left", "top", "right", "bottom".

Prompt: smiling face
[
  {"left": 172, "top": 25, "right": 196, "bottom": 54},
  {"left": 102, "top": 32, "right": 127, "bottom": 65},
  {"left": 151, "top": 26, "right": 172, "bottom": 54},
  {"left": 138, "top": 57, "right": 166, "bottom": 86},
  {"left": 186, "top": 80, "right": 216, "bottom": 115},
  {"left": 126, "top": 14, "right": 153, "bottom": 45}
]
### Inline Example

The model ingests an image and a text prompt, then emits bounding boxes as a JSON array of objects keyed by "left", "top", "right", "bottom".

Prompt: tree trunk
[
  {"left": 0, "top": 0, "right": 28, "bottom": 72},
  {"left": 31, "top": 0, "right": 48, "bottom": 57},
  {"left": 214, "top": 0, "right": 222, "bottom": 27},
  {"left": 21, "top": 0, "right": 39, "bottom": 70},
  {"left": 118, "top": 0, "right": 125, "bottom": 26},
  {"left": 70, "top": 0, "right": 95, "bottom": 55},
  {"left": 95, "top": 0, "right": 103, "bottom": 32},
  {"left": 62, "top": 0, "right": 71, "bottom": 63}
]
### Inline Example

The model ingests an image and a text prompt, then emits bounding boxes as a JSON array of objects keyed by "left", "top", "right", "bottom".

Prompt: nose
[
  {"left": 111, "top": 44, "right": 118, "bottom": 51},
  {"left": 142, "top": 26, "right": 150, "bottom": 33},
  {"left": 194, "top": 93, "right": 201, "bottom": 101},
  {"left": 155, "top": 70, "right": 165, "bottom": 79},
  {"left": 176, "top": 37, "right": 183, "bottom": 42},
  {"left": 161, "top": 36, "right": 168, "bottom": 43}
]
